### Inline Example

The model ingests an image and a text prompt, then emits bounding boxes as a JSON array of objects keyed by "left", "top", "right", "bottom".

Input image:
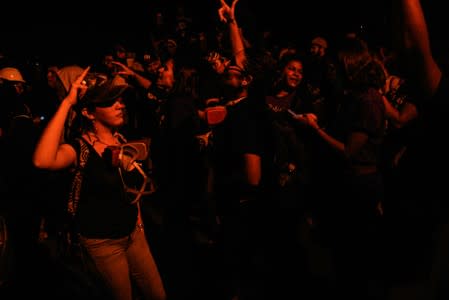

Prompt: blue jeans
[{"left": 80, "top": 224, "right": 166, "bottom": 300}]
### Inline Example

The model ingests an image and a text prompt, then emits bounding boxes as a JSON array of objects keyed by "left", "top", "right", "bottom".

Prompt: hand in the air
[
  {"left": 218, "top": 0, "right": 239, "bottom": 23},
  {"left": 66, "top": 66, "right": 90, "bottom": 106}
]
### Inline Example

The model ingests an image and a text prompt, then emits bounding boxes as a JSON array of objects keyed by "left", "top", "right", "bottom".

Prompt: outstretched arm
[
  {"left": 113, "top": 61, "right": 152, "bottom": 90},
  {"left": 305, "top": 115, "right": 368, "bottom": 160},
  {"left": 33, "top": 66, "right": 90, "bottom": 170},
  {"left": 395, "top": 0, "right": 441, "bottom": 98},
  {"left": 218, "top": 0, "right": 247, "bottom": 70}
]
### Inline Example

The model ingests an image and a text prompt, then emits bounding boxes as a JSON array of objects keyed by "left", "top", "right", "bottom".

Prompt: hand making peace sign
[{"left": 218, "top": 0, "right": 239, "bottom": 23}]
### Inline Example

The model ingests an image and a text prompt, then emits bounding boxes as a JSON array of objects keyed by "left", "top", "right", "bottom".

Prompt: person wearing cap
[{"left": 33, "top": 67, "right": 167, "bottom": 300}]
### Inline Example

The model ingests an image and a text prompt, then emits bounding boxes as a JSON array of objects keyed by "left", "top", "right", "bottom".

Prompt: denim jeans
[{"left": 80, "top": 224, "right": 166, "bottom": 300}]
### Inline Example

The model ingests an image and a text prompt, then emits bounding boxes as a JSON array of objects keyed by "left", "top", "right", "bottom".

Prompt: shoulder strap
[{"left": 67, "top": 137, "right": 90, "bottom": 217}]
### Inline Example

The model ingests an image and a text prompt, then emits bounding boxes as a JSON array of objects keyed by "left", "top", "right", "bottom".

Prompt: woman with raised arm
[{"left": 33, "top": 67, "right": 166, "bottom": 300}]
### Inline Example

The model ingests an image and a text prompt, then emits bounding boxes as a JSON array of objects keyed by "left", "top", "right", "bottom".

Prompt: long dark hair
[{"left": 338, "top": 37, "right": 386, "bottom": 91}]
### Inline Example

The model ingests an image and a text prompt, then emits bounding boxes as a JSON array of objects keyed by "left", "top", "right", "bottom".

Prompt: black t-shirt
[
  {"left": 211, "top": 96, "right": 265, "bottom": 212},
  {"left": 332, "top": 87, "right": 386, "bottom": 168},
  {"left": 71, "top": 139, "right": 138, "bottom": 239}
]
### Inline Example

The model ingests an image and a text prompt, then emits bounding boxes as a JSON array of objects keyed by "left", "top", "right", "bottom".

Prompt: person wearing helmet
[
  {"left": 0, "top": 65, "right": 43, "bottom": 293},
  {"left": 0, "top": 67, "right": 26, "bottom": 81},
  {"left": 0, "top": 67, "right": 32, "bottom": 139},
  {"left": 0, "top": 67, "right": 27, "bottom": 96}
]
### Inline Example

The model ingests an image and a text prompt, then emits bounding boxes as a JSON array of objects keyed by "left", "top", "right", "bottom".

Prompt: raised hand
[
  {"left": 66, "top": 66, "right": 90, "bottom": 105},
  {"left": 112, "top": 61, "right": 135, "bottom": 77},
  {"left": 218, "top": 0, "right": 239, "bottom": 23}
]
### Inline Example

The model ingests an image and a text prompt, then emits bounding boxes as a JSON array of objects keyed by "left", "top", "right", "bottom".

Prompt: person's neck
[{"left": 87, "top": 128, "right": 120, "bottom": 147}]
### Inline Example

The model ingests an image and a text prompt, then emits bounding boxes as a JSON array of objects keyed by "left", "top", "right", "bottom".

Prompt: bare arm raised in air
[
  {"left": 33, "top": 66, "right": 90, "bottom": 170},
  {"left": 113, "top": 61, "right": 152, "bottom": 90},
  {"left": 218, "top": 0, "right": 247, "bottom": 70}
]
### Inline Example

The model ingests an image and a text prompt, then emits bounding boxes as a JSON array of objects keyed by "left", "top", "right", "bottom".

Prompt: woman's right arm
[{"left": 33, "top": 67, "right": 90, "bottom": 170}]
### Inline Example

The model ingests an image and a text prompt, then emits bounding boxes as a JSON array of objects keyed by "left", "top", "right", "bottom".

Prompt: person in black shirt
[{"left": 33, "top": 67, "right": 166, "bottom": 300}]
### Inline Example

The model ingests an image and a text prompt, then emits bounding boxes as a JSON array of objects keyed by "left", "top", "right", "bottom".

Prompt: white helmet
[{"left": 0, "top": 67, "right": 26, "bottom": 83}]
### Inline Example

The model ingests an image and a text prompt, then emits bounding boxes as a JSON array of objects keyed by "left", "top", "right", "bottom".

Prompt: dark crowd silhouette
[{"left": 1, "top": 1, "right": 449, "bottom": 299}]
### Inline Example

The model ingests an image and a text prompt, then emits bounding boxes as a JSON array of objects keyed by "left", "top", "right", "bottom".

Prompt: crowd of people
[{"left": 1, "top": 1, "right": 449, "bottom": 299}]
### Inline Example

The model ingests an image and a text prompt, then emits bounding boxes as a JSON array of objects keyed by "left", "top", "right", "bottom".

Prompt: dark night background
[{"left": 1, "top": 0, "right": 448, "bottom": 65}]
